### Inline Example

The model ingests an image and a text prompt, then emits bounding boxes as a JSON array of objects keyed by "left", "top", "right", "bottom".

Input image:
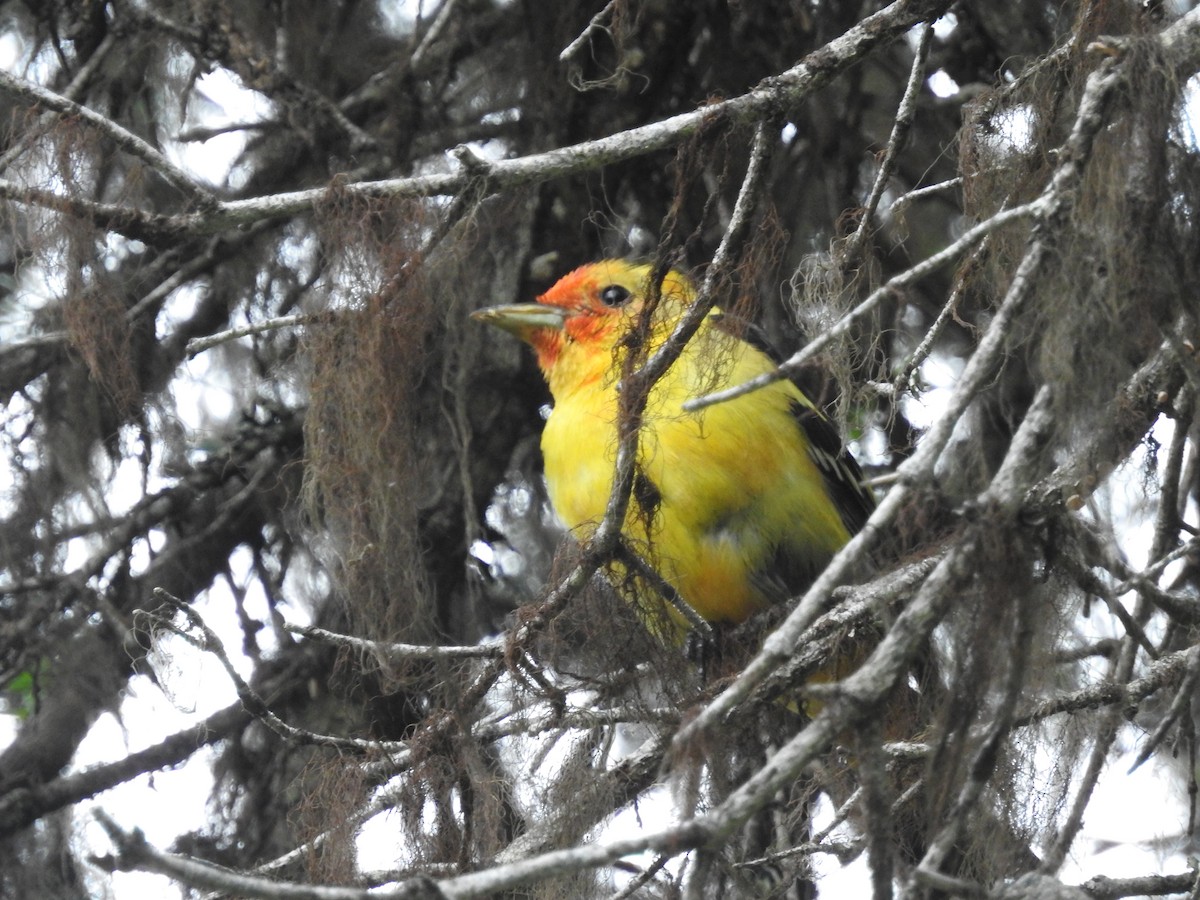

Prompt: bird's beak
[{"left": 471, "top": 303, "right": 568, "bottom": 338}]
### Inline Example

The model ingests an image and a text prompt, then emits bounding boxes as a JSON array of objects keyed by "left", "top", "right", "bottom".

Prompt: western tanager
[{"left": 473, "top": 260, "right": 873, "bottom": 641}]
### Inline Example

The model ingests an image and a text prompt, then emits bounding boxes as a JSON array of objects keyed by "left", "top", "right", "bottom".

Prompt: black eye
[{"left": 598, "top": 284, "right": 631, "bottom": 306}]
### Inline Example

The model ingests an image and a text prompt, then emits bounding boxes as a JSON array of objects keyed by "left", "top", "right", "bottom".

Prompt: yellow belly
[{"left": 541, "top": 365, "right": 849, "bottom": 642}]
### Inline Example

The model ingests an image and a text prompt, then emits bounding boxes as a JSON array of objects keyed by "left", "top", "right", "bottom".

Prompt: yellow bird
[{"left": 473, "top": 260, "right": 873, "bottom": 642}]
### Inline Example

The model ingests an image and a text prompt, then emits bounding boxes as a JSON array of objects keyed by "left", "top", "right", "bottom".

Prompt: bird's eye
[{"left": 598, "top": 284, "right": 631, "bottom": 307}]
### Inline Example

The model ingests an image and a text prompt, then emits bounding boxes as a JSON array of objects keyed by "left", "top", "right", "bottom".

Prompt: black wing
[{"left": 788, "top": 399, "right": 875, "bottom": 536}]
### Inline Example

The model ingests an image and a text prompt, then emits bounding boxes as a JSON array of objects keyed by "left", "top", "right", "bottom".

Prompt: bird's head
[{"left": 472, "top": 259, "right": 694, "bottom": 395}]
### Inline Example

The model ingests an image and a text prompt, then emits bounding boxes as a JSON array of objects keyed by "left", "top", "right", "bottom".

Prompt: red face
[
  {"left": 528, "top": 264, "right": 638, "bottom": 367},
  {"left": 472, "top": 261, "right": 673, "bottom": 380}
]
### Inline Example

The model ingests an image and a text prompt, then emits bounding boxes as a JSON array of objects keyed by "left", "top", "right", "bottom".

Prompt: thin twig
[
  {"left": 590, "top": 121, "right": 773, "bottom": 644},
  {"left": 285, "top": 623, "right": 504, "bottom": 660},
  {"left": 840, "top": 21, "right": 934, "bottom": 267},
  {"left": 93, "top": 809, "right": 444, "bottom": 899},
  {"left": 148, "top": 589, "right": 406, "bottom": 753},
  {"left": 636, "top": 121, "right": 775, "bottom": 389},
  {"left": 251, "top": 708, "right": 673, "bottom": 877},
  {"left": 0, "top": 701, "right": 250, "bottom": 838},
  {"left": 605, "top": 854, "right": 671, "bottom": 900},
  {"left": 685, "top": 199, "right": 1043, "bottom": 412},
  {"left": 1128, "top": 645, "right": 1200, "bottom": 772},
  {"left": 186, "top": 314, "right": 320, "bottom": 357},
  {"left": 0, "top": 223, "right": 273, "bottom": 356},
  {"left": 705, "top": 384, "right": 1058, "bottom": 850},
  {"left": 890, "top": 176, "right": 963, "bottom": 212},
  {"left": 893, "top": 236, "right": 986, "bottom": 395},
  {"left": 559, "top": 1, "right": 617, "bottom": 64}
]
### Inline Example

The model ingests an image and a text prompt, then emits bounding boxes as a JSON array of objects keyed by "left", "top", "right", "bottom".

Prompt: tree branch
[
  {"left": 0, "top": 69, "right": 215, "bottom": 206},
  {"left": 2, "top": 0, "right": 952, "bottom": 239}
]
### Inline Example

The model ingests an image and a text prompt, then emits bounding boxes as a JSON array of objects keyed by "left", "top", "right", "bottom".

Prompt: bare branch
[
  {"left": 0, "top": 68, "right": 214, "bottom": 206},
  {"left": 1014, "top": 644, "right": 1196, "bottom": 728},
  {"left": 411, "top": 0, "right": 462, "bottom": 72},
  {"left": 147, "top": 590, "right": 406, "bottom": 754},
  {"left": 186, "top": 314, "right": 320, "bottom": 358},
  {"left": 1077, "top": 870, "right": 1197, "bottom": 899},
  {"left": 685, "top": 199, "right": 1043, "bottom": 412},
  {"left": 839, "top": 20, "right": 934, "bottom": 267},
  {"left": 0, "top": 33, "right": 117, "bottom": 173},
  {"left": 3, "top": 0, "right": 951, "bottom": 238},
  {"left": 892, "top": 238, "right": 982, "bottom": 395},
  {"left": 559, "top": 1, "right": 617, "bottom": 65},
  {"left": 285, "top": 622, "right": 504, "bottom": 660},
  {"left": 0, "top": 702, "right": 249, "bottom": 839},
  {"left": 93, "top": 810, "right": 443, "bottom": 899}
]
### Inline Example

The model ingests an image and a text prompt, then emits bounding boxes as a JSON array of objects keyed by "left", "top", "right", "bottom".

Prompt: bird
[
  {"left": 473, "top": 263, "right": 1047, "bottom": 885},
  {"left": 472, "top": 259, "right": 873, "bottom": 643}
]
